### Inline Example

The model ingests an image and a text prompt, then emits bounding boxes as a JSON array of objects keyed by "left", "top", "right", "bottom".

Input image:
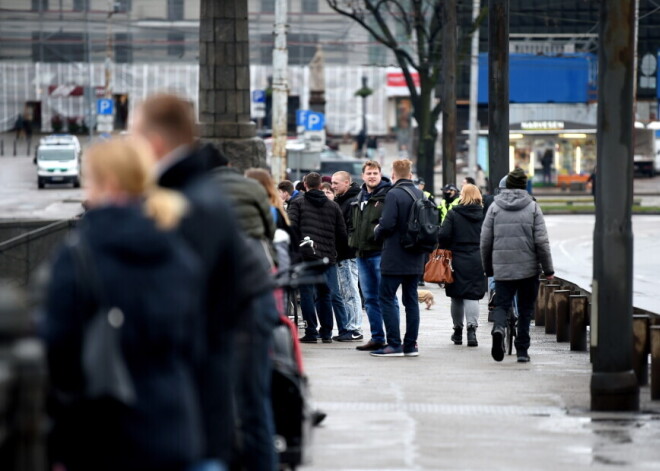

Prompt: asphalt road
[
  {"left": 0, "top": 155, "right": 84, "bottom": 220},
  {"left": 545, "top": 215, "right": 659, "bottom": 313}
]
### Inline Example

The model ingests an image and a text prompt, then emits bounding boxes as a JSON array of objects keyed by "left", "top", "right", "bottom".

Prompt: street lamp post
[
  {"left": 361, "top": 76, "right": 368, "bottom": 138},
  {"left": 590, "top": 0, "right": 639, "bottom": 411}
]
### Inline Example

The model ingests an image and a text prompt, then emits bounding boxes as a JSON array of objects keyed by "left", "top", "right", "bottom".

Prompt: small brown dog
[{"left": 418, "top": 289, "right": 434, "bottom": 310}]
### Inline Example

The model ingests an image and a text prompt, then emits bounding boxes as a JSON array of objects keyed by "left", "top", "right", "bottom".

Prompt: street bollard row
[{"left": 534, "top": 277, "right": 660, "bottom": 402}]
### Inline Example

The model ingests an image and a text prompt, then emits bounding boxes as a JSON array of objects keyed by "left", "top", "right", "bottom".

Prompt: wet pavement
[{"left": 299, "top": 283, "right": 660, "bottom": 470}]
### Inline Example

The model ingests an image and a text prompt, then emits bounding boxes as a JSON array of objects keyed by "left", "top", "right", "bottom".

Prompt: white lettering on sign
[{"left": 521, "top": 121, "right": 565, "bottom": 130}]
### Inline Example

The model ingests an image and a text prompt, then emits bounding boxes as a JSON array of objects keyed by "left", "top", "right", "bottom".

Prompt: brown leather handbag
[{"left": 423, "top": 249, "right": 454, "bottom": 284}]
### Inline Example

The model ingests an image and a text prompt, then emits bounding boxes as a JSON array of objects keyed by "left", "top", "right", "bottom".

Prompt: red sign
[
  {"left": 48, "top": 85, "right": 106, "bottom": 97},
  {"left": 386, "top": 71, "right": 420, "bottom": 88}
]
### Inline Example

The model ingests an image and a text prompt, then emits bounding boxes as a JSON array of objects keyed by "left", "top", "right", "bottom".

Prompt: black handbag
[{"left": 69, "top": 236, "right": 136, "bottom": 406}]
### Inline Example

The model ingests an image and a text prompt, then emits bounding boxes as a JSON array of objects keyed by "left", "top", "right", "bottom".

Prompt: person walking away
[
  {"left": 371, "top": 159, "right": 425, "bottom": 357},
  {"left": 349, "top": 161, "right": 394, "bottom": 351},
  {"left": 481, "top": 168, "right": 555, "bottom": 363},
  {"left": 331, "top": 170, "right": 364, "bottom": 341},
  {"left": 438, "top": 184, "right": 487, "bottom": 347},
  {"left": 43, "top": 137, "right": 206, "bottom": 471},
  {"left": 439, "top": 184, "right": 460, "bottom": 222},
  {"left": 366, "top": 135, "right": 378, "bottom": 159},
  {"left": 288, "top": 172, "right": 350, "bottom": 343},
  {"left": 131, "top": 94, "right": 275, "bottom": 470}
]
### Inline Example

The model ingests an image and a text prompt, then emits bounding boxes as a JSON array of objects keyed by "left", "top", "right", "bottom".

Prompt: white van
[{"left": 36, "top": 134, "right": 82, "bottom": 189}]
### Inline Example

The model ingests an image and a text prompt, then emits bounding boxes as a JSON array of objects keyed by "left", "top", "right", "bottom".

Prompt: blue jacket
[
  {"left": 375, "top": 179, "right": 426, "bottom": 276},
  {"left": 43, "top": 205, "right": 204, "bottom": 471}
]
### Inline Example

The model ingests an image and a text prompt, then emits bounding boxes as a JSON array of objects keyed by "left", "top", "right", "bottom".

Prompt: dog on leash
[{"left": 418, "top": 289, "right": 434, "bottom": 310}]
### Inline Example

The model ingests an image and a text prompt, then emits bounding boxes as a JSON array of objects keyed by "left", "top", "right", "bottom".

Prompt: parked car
[{"left": 35, "top": 134, "right": 82, "bottom": 189}]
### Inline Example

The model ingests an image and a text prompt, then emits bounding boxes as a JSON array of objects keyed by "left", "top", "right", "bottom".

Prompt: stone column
[{"left": 199, "top": 0, "right": 266, "bottom": 171}]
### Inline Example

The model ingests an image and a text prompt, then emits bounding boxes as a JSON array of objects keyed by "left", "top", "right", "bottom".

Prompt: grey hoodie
[{"left": 480, "top": 189, "right": 554, "bottom": 281}]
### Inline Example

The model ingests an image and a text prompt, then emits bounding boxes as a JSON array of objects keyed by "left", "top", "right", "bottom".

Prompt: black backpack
[{"left": 399, "top": 186, "right": 439, "bottom": 253}]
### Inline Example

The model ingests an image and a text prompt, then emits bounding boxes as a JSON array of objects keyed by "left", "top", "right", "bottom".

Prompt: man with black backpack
[{"left": 372, "top": 159, "right": 437, "bottom": 357}]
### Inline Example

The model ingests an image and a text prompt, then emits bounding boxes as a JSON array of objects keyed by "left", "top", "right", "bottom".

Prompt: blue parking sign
[
  {"left": 296, "top": 109, "right": 308, "bottom": 127},
  {"left": 305, "top": 111, "right": 325, "bottom": 131},
  {"left": 97, "top": 98, "right": 114, "bottom": 115},
  {"left": 252, "top": 90, "right": 266, "bottom": 103}
]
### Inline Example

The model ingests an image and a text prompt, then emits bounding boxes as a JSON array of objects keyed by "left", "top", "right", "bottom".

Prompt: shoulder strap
[{"left": 398, "top": 185, "right": 419, "bottom": 202}]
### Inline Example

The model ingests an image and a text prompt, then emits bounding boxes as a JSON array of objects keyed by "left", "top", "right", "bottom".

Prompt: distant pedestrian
[
  {"left": 366, "top": 135, "right": 378, "bottom": 159},
  {"left": 277, "top": 180, "right": 301, "bottom": 210},
  {"left": 355, "top": 129, "right": 367, "bottom": 157},
  {"left": 541, "top": 149, "right": 553, "bottom": 185},
  {"left": 439, "top": 184, "right": 460, "bottom": 222},
  {"left": 587, "top": 167, "right": 596, "bottom": 198},
  {"left": 321, "top": 181, "right": 335, "bottom": 200},
  {"left": 43, "top": 137, "right": 206, "bottom": 471},
  {"left": 332, "top": 171, "right": 364, "bottom": 342},
  {"left": 475, "top": 164, "right": 487, "bottom": 192},
  {"left": 288, "top": 172, "right": 349, "bottom": 343},
  {"left": 481, "top": 168, "right": 555, "bottom": 363},
  {"left": 438, "top": 184, "right": 487, "bottom": 347},
  {"left": 371, "top": 159, "right": 425, "bottom": 357},
  {"left": 349, "top": 160, "right": 394, "bottom": 351}
]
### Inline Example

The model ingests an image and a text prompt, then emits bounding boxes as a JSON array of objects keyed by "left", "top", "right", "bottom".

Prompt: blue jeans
[
  {"left": 492, "top": 276, "right": 540, "bottom": 353},
  {"left": 379, "top": 274, "right": 420, "bottom": 349},
  {"left": 299, "top": 264, "right": 348, "bottom": 339},
  {"left": 337, "top": 259, "right": 362, "bottom": 333},
  {"left": 357, "top": 255, "right": 385, "bottom": 343}
]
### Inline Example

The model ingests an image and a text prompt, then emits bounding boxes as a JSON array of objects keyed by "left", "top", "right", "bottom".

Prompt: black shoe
[
  {"left": 418, "top": 280, "right": 426, "bottom": 286},
  {"left": 356, "top": 340, "right": 386, "bottom": 351},
  {"left": 451, "top": 327, "right": 462, "bottom": 345},
  {"left": 467, "top": 326, "right": 478, "bottom": 347},
  {"left": 491, "top": 329, "right": 505, "bottom": 362},
  {"left": 299, "top": 335, "right": 318, "bottom": 344},
  {"left": 321, "top": 338, "right": 333, "bottom": 344},
  {"left": 517, "top": 351, "right": 530, "bottom": 363}
]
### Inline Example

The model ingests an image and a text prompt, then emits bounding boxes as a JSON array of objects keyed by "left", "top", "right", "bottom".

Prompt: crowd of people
[{"left": 38, "top": 92, "right": 555, "bottom": 471}]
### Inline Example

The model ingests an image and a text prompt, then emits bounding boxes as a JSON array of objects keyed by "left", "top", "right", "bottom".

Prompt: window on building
[
  {"left": 32, "top": 0, "right": 48, "bottom": 11},
  {"left": 167, "top": 0, "right": 184, "bottom": 20},
  {"left": 114, "top": 33, "right": 132, "bottom": 63},
  {"left": 262, "top": 0, "right": 275, "bottom": 13},
  {"left": 33, "top": 32, "right": 86, "bottom": 62},
  {"left": 167, "top": 32, "right": 185, "bottom": 58},
  {"left": 302, "top": 0, "right": 318, "bottom": 13},
  {"left": 72, "top": 0, "right": 88, "bottom": 11},
  {"left": 114, "top": 0, "right": 131, "bottom": 13}
]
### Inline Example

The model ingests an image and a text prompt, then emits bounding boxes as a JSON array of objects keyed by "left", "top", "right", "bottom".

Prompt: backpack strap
[{"left": 398, "top": 184, "right": 420, "bottom": 202}]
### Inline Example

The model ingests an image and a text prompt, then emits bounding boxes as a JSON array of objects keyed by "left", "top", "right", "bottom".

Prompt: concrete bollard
[
  {"left": 651, "top": 326, "right": 660, "bottom": 400},
  {"left": 1, "top": 139, "right": 4, "bottom": 156},
  {"left": 554, "top": 290, "right": 571, "bottom": 342},
  {"left": 26, "top": 138, "right": 31, "bottom": 157},
  {"left": 13, "top": 139, "right": 17, "bottom": 156},
  {"left": 544, "top": 284, "right": 561, "bottom": 335},
  {"left": 569, "top": 295, "right": 588, "bottom": 352},
  {"left": 632, "top": 315, "right": 649, "bottom": 386},
  {"left": 535, "top": 280, "right": 547, "bottom": 327}
]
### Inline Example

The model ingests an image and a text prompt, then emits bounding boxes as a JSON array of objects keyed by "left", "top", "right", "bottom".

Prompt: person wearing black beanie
[{"left": 506, "top": 167, "right": 527, "bottom": 190}]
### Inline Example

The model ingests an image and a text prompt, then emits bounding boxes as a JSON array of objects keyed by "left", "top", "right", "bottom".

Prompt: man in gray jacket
[{"left": 481, "top": 168, "right": 554, "bottom": 363}]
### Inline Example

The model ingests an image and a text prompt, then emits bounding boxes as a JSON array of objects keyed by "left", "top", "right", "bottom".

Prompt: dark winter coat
[
  {"left": 287, "top": 188, "right": 347, "bottom": 264},
  {"left": 158, "top": 145, "right": 274, "bottom": 463},
  {"left": 481, "top": 189, "right": 554, "bottom": 280},
  {"left": 438, "top": 203, "right": 488, "bottom": 300},
  {"left": 334, "top": 182, "right": 361, "bottom": 261},
  {"left": 210, "top": 166, "right": 275, "bottom": 242},
  {"left": 348, "top": 177, "right": 392, "bottom": 257},
  {"left": 374, "top": 179, "right": 426, "bottom": 276},
  {"left": 43, "top": 205, "right": 203, "bottom": 471}
]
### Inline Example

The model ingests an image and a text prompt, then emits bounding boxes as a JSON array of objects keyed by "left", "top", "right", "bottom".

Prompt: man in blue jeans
[
  {"left": 372, "top": 159, "right": 426, "bottom": 357},
  {"left": 348, "top": 161, "right": 395, "bottom": 351},
  {"left": 288, "top": 172, "right": 349, "bottom": 343}
]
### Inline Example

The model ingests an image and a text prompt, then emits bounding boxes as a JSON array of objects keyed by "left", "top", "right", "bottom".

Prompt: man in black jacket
[
  {"left": 332, "top": 171, "right": 363, "bottom": 341},
  {"left": 131, "top": 94, "right": 277, "bottom": 470},
  {"left": 372, "top": 159, "right": 425, "bottom": 357},
  {"left": 288, "top": 172, "right": 349, "bottom": 343}
]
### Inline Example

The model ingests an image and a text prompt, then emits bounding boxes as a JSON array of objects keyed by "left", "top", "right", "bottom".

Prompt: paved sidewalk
[{"left": 299, "top": 283, "right": 660, "bottom": 470}]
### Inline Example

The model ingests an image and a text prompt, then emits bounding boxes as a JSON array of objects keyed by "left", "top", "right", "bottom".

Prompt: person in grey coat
[{"left": 481, "top": 168, "right": 554, "bottom": 363}]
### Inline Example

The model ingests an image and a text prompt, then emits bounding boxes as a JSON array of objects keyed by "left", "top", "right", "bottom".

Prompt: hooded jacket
[
  {"left": 348, "top": 177, "right": 393, "bottom": 257},
  {"left": 480, "top": 189, "right": 554, "bottom": 280},
  {"left": 43, "top": 205, "right": 204, "bottom": 471},
  {"left": 334, "top": 182, "right": 361, "bottom": 261},
  {"left": 287, "top": 188, "right": 347, "bottom": 264},
  {"left": 438, "top": 203, "right": 487, "bottom": 300}
]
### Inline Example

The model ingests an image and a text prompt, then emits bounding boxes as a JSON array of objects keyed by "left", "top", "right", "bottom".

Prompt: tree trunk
[
  {"left": 415, "top": 81, "right": 437, "bottom": 196},
  {"left": 442, "top": 0, "right": 457, "bottom": 187}
]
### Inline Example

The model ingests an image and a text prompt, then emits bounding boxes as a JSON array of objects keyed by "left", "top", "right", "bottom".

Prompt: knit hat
[{"left": 506, "top": 168, "right": 527, "bottom": 190}]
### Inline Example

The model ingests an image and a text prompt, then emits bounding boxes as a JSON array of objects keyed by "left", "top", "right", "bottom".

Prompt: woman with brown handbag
[{"left": 438, "top": 184, "right": 488, "bottom": 347}]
